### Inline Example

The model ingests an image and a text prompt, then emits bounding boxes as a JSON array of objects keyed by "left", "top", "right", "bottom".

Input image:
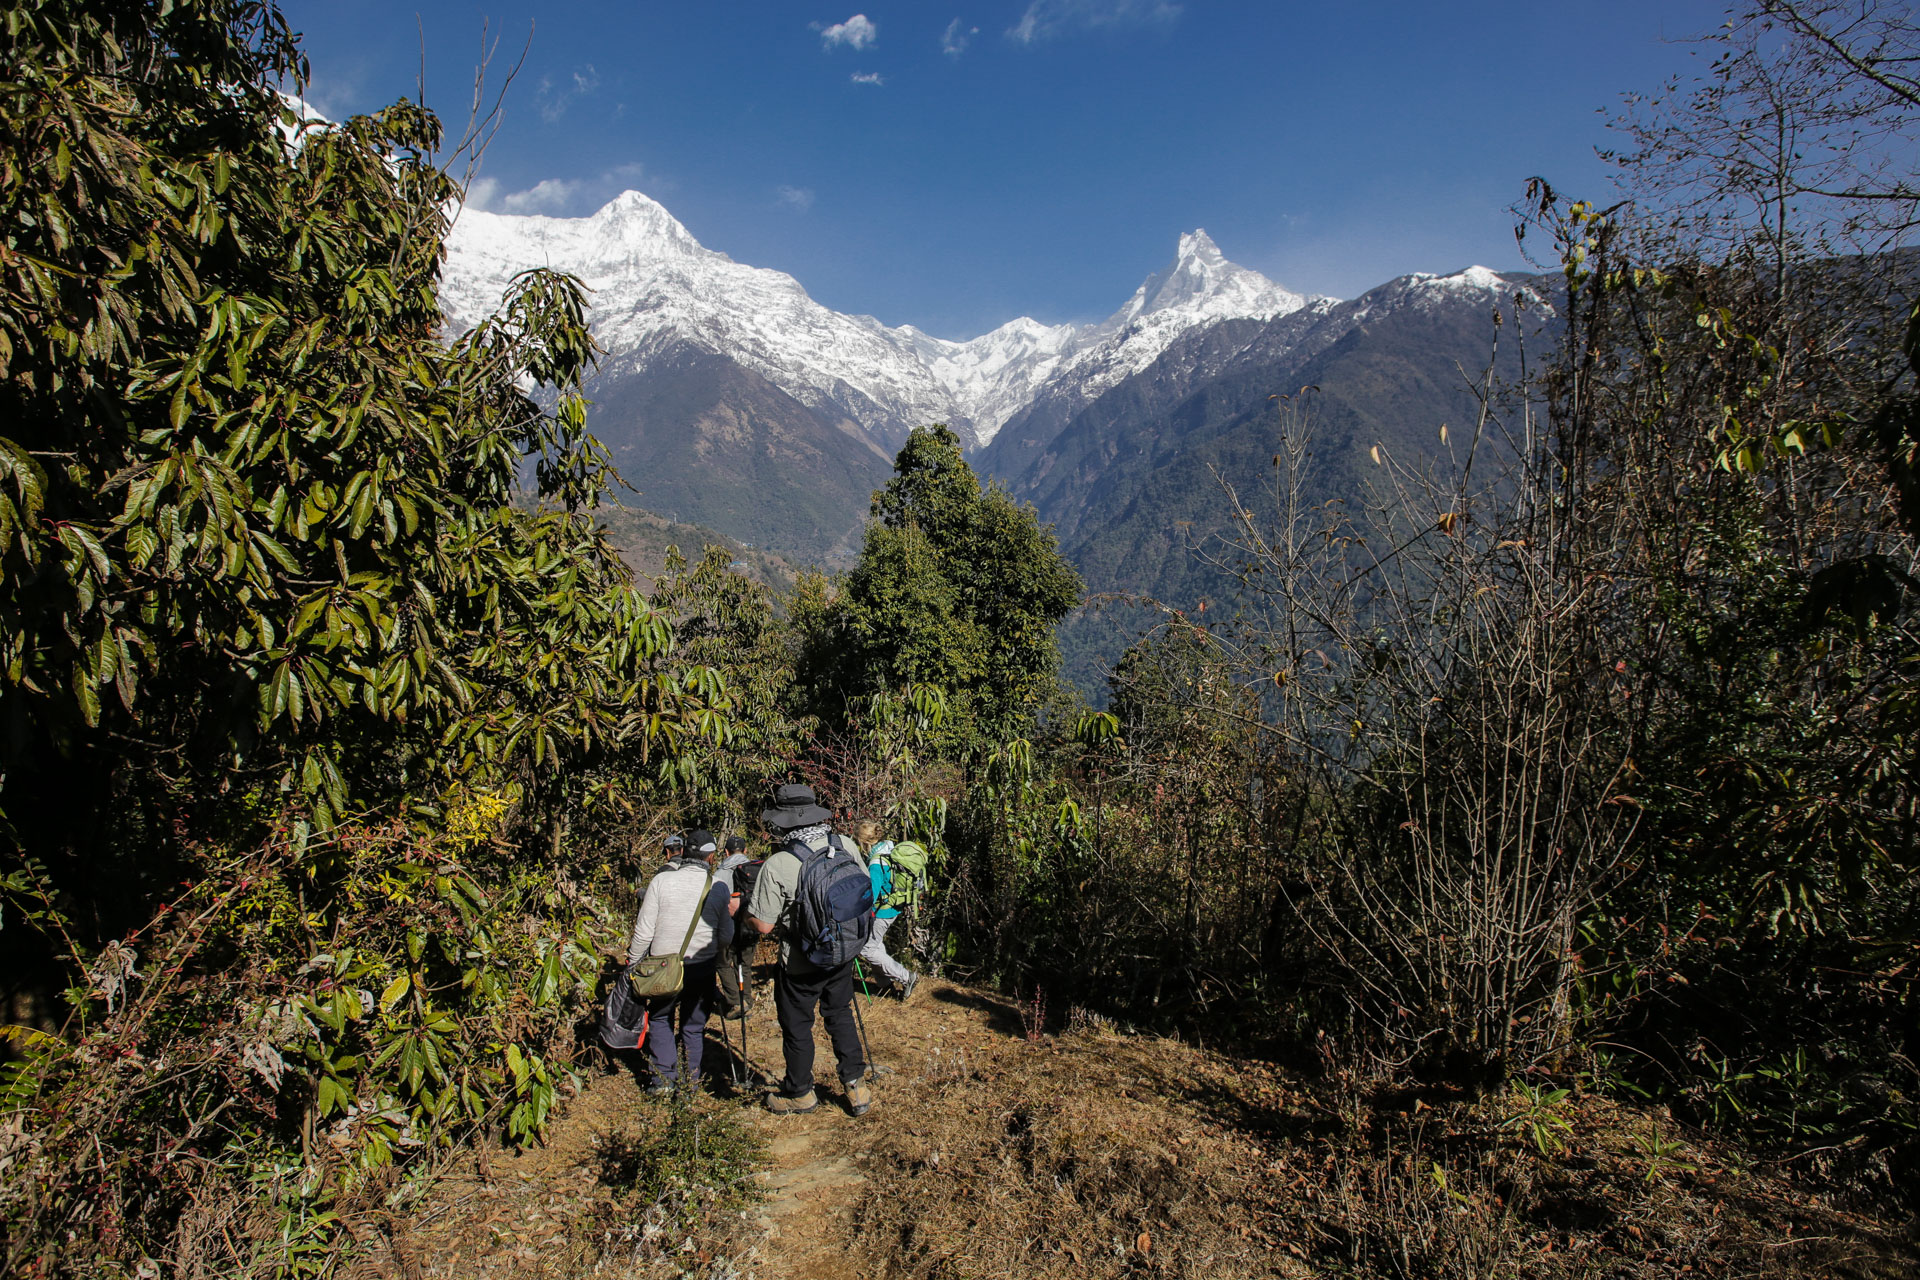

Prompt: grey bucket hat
[{"left": 760, "top": 783, "right": 832, "bottom": 831}]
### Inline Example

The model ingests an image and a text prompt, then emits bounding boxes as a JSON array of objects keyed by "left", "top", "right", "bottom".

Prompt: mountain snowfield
[
  {"left": 440, "top": 184, "right": 1554, "bottom": 676},
  {"left": 440, "top": 190, "right": 1321, "bottom": 448}
]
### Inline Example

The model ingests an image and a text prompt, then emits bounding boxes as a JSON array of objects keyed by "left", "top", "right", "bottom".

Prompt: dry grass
[
  {"left": 377, "top": 976, "right": 1914, "bottom": 1280},
  {"left": 832, "top": 983, "right": 1916, "bottom": 1280},
  {"left": 391, "top": 1070, "right": 763, "bottom": 1280}
]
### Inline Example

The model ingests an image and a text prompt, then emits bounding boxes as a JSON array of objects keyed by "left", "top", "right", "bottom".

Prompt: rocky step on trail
[{"left": 385, "top": 974, "right": 1915, "bottom": 1280}]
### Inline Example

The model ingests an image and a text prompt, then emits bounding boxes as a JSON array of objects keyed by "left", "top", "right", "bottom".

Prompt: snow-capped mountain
[
  {"left": 1342, "top": 263, "right": 1554, "bottom": 327},
  {"left": 443, "top": 191, "right": 958, "bottom": 447},
  {"left": 441, "top": 190, "right": 1316, "bottom": 448},
  {"left": 437, "top": 186, "right": 1549, "bottom": 581}
]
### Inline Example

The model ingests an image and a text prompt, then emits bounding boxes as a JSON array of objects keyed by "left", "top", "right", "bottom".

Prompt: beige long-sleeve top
[{"left": 627, "top": 857, "right": 734, "bottom": 966}]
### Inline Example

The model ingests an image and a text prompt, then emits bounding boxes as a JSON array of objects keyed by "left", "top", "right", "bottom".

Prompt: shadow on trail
[
  {"left": 1170, "top": 1072, "right": 1347, "bottom": 1143},
  {"left": 928, "top": 985, "right": 1028, "bottom": 1038}
]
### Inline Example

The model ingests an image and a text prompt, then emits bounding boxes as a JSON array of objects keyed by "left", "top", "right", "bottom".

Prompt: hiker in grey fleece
[{"left": 628, "top": 828, "right": 736, "bottom": 1090}]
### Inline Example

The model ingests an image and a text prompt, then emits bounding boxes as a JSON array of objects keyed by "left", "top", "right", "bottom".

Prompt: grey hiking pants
[{"left": 859, "top": 914, "right": 912, "bottom": 986}]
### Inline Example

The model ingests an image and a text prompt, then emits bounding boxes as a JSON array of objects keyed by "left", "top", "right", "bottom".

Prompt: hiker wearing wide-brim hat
[
  {"left": 747, "top": 784, "right": 875, "bottom": 1117},
  {"left": 759, "top": 782, "right": 832, "bottom": 830}
]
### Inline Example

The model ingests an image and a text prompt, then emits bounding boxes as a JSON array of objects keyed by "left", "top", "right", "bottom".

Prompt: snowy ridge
[
  {"left": 1396, "top": 265, "right": 1550, "bottom": 312},
  {"left": 1412, "top": 264, "right": 1508, "bottom": 292},
  {"left": 1328, "top": 265, "right": 1555, "bottom": 332},
  {"left": 442, "top": 192, "right": 962, "bottom": 443},
  {"left": 441, "top": 191, "right": 1321, "bottom": 448},
  {"left": 1027, "top": 230, "right": 1311, "bottom": 422}
]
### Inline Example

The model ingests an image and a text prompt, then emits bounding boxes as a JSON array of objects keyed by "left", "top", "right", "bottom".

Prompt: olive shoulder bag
[{"left": 628, "top": 860, "right": 716, "bottom": 999}]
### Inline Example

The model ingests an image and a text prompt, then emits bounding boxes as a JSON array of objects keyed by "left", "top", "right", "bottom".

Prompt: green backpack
[{"left": 879, "top": 840, "right": 931, "bottom": 911}]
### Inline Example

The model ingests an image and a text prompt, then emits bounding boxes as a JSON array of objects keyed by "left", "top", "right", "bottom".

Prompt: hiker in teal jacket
[{"left": 861, "top": 835, "right": 920, "bottom": 1000}]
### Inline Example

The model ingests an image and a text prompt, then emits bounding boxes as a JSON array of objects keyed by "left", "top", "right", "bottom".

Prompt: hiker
[
  {"left": 715, "top": 834, "right": 759, "bottom": 1020},
  {"left": 747, "top": 784, "right": 874, "bottom": 1116},
  {"left": 637, "top": 830, "right": 684, "bottom": 888},
  {"left": 720, "top": 835, "right": 762, "bottom": 960},
  {"left": 719, "top": 834, "right": 753, "bottom": 915},
  {"left": 857, "top": 826, "right": 923, "bottom": 1001},
  {"left": 627, "top": 828, "right": 734, "bottom": 1094}
]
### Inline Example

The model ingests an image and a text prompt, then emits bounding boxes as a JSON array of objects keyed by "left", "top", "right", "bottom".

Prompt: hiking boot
[
  {"left": 899, "top": 972, "right": 920, "bottom": 1003},
  {"left": 844, "top": 1078, "right": 873, "bottom": 1117},
  {"left": 646, "top": 1080, "right": 673, "bottom": 1098},
  {"left": 766, "top": 1089, "right": 818, "bottom": 1115}
]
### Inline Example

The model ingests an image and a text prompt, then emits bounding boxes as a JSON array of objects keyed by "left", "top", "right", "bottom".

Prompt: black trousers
[{"left": 773, "top": 959, "right": 865, "bottom": 1097}]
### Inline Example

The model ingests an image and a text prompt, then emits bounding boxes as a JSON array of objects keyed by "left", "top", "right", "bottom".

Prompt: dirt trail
[
  {"left": 730, "top": 970, "right": 993, "bottom": 1280},
  {"left": 388, "top": 968, "right": 1008, "bottom": 1280},
  {"left": 747, "top": 1108, "right": 866, "bottom": 1278},
  {"left": 390, "top": 967, "right": 1915, "bottom": 1280}
]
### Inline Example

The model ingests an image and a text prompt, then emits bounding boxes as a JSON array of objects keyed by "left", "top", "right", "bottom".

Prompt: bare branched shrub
[
  {"left": 1199, "top": 298, "right": 1637, "bottom": 1077},
  {"left": 1323, "top": 1128, "right": 1535, "bottom": 1280}
]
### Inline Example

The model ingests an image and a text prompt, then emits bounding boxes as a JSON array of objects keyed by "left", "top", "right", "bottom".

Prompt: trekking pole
[
  {"left": 855, "top": 957, "right": 874, "bottom": 1008},
  {"left": 736, "top": 953, "right": 756, "bottom": 1088},
  {"left": 710, "top": 999, "right": 736, "bottom": 1088},
  {"left": 847, "top": 967, "right": 878, "bottom": 1081}
]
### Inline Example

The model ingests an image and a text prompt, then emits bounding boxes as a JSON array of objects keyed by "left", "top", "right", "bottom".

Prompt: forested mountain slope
[
  {"left": 976, "top": 266, "right": 1555, "bottom": 688},
  {"left": 584, "top": 341, "right": 895, "bottom": 561}
]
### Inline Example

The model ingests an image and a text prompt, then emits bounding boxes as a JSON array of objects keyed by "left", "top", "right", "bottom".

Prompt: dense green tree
[
  {"left": 818, "top": 424, "right": 1082, "bottom": 745},
  {"left": 0, "top": 0, "right": 718, "bottom": 905},
  {"left": 0, "top": 3, "right": 731, "bottom": 1273},
  {"left": 643, "top": 544, "right": 811, "bottom": 828}
]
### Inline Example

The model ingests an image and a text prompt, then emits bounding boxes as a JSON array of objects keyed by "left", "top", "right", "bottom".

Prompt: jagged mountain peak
[
  {"left": 440, "top": 189, "right": 1334, "bottom": 450},
  {"left": 589, "top": 189, "right": 698, "bottom": 244},
  {"left": 450, "top": 189, "right": 705, "bottom": 275},
  {"left": 601, "top": 187, "right": 667, "bottom": 215},
  {"left": 1117, "top": 229, "right": 1313, "bottom": 328},
  {"left": 1179, "top": 227, "right": 1225, "bottom": 262}
]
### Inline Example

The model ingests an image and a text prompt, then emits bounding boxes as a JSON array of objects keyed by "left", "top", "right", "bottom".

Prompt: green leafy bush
[{"left": 0, "top": 797, "right": 618, "bottom": 1278}]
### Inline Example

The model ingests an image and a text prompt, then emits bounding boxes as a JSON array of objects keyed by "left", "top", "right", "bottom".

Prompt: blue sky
[{"left": 284, "top": 1, "right": 1724, "bottom": 339}]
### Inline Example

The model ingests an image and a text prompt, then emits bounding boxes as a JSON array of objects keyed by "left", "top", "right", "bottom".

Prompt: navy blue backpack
[{"left": 789, "top": 834, "right": 874, "bottom": 967}]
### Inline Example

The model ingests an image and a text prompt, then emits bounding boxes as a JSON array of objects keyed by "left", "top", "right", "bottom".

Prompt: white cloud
[
  {"left": 775, "top": 185, "right": 816, "bottom": 212},
  {"left": 500, "top": 178, "right": 582, "bottom": 215},
  {"left": 850, "top": 70, "right": 885, "bottom": 85},
  {"left": 298, "top": 83, "right": 354, "bottom": 122},
  {"left": 463, "top": 161, "right": 649, "bottom": 217},
  {"left": 817, "top": 14, "right": 878, "bottom": 50},
  {"left": 536, "top": 64, "right": 600, "bottom": 124},
  {"left": 942, "top": 18, "right": 979, "bottom": 57},
  {"left": 1007, "top": 0, "right": 1180, "bottom": 44},
  {"left": 463, "top": 176, "right": 501, "bottom": 210}
]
